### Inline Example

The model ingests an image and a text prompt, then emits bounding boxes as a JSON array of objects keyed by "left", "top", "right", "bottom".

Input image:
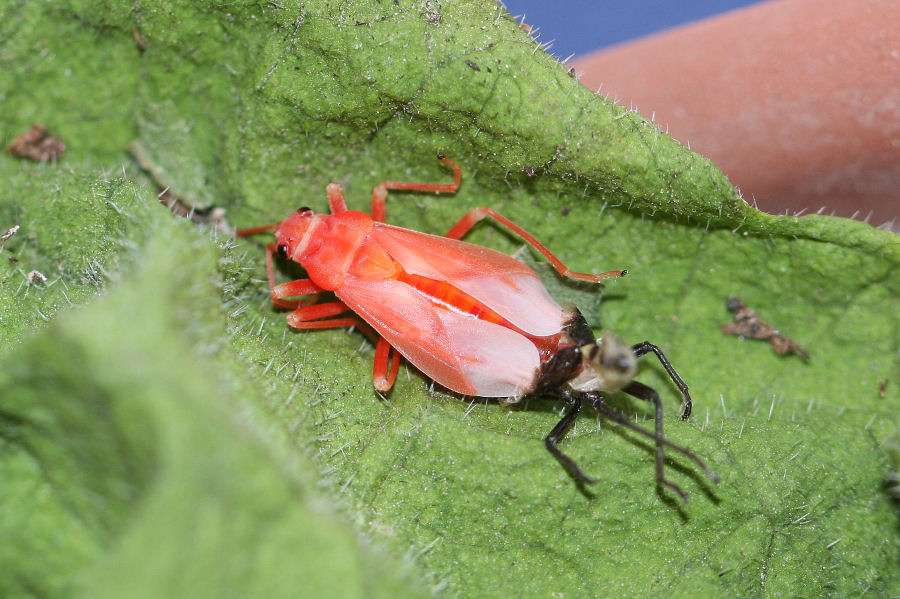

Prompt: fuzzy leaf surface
[{"left": 1, "top": 1, "right": 897, "bottom": 598}]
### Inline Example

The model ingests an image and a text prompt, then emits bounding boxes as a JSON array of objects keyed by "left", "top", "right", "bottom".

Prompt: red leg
[
  {"left": 285, "top": 301, "right": 358, "bottom": 329},
  {"left": 372, "top": 337, "right": 402, "bottom": 391},
  {"left": 444, "top": 207, "right": 626, "bottom": 283},
  {"left": 371, "top": 155, "right": 461, "bottom": 223},
  {"left": 271, "top": 282, "right": 320, "bottom": 310},
  {"left": 370, "top": 184, "right": 388, "bottom": 223},
  {"left": 327, "top": 182, "right": 349, "bottom": 214},
  {"left": 286, "top": 300, "right": 400, "bottom": 392},
  {"left": 263, "top": 243, "right": 383, "bottom": 345},
  {"left": 264, "top": 242, "right": 323, "bottom": 309}
]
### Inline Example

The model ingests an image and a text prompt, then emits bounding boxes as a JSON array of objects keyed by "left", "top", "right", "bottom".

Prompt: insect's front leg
[
  {"left": 370, "top": 184, "right": 388, "bottom": 223},
  {"left": 264, "top": 242, "right": 323, "bottom": 309},
  {"left": 631, "top": 341, "right": 692, "bottom": 419},
  {"left": 285, "top": 301, "right": 357, "bottom": 329},
  {"left": 269, "top": 280, "right": 322, "bottom": 310},
  {"left": 327, "top": 182, "right": 349, "bottom": 214}
]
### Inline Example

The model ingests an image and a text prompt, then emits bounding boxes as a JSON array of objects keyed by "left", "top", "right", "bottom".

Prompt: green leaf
[
  {"left": 0, "top": 171, "right": 427, "bottom": 598},
  {"left": 1, "top": 1, "right": 898, "bottom": 598}
]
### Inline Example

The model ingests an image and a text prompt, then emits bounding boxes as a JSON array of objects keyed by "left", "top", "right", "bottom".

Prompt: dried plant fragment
[
  {"left": 1, "top": 225, "right": 19, "bottom": 243},
  {"left": 27, "top": 270, "right": 47, "bottom": 285},
  {"left": 158, "top": 188, "right": 232, "bottom": 233},
  {"left": 130, "top": 141, "right": 232, "bottom": 233},
  {"left": 133, "top": 28, "right": 147, "bottom": 51},
  {"left": 720, "top": 296, "right": 809, "bottom": 360},
  {"left": 6, "top": 125, "right": 66, "bottom": 162},
  {"left": 518, "top": 18, "right": 536, "bottom": 36}
]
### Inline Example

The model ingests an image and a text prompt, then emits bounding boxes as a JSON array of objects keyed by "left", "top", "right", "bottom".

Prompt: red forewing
[
  {"left": 336, "top": 276, "right": 541, "bottom": 398},
  {"left": 370, "top": 224, "right": 567, "bottom": 337}
]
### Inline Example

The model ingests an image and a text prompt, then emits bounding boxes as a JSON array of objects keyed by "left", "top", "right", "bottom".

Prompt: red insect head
[
  {"left": 272, "top": 206, "right": 313, "bottom": 260},
  {"left": 274, "top": 203, "right": 380, "bottom": 290}
]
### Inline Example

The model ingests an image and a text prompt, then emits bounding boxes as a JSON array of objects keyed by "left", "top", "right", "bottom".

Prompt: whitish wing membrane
[
  {"left": 371, "top": 224, "right": 567, "bottom": 337},
  {"left": 337, "top": 276, "right": 540, "bottom": 398}
]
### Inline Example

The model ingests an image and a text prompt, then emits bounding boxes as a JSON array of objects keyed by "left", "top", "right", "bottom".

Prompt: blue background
[{"left": 500, "top": 1, "right": 764, "bottom": 58}]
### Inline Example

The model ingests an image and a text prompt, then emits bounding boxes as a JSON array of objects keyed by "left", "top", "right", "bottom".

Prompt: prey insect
[{"left": 238, "top": 156, "right": 718, "bottom": 500}]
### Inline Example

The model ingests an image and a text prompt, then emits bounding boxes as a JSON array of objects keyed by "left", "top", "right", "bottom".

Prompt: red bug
[{"left": 238, "top": 156, "right": 717, "bottom": 500}]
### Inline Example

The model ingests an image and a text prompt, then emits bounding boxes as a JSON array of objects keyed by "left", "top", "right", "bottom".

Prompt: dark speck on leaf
[
  {"left": 465, "top": 60, "right": 480, "bottom": 72},
  {"left": 523, "top": 165, "right": 535, "bottom": 177},
  {"left": 423, "top": 0, "right": 441, "bottom": 25},
  {"left": 133, "top": 28, "right": 147, "bottom": 51},
  {"left": 561, "top": 207, "right": 570, "bottom": 217}
]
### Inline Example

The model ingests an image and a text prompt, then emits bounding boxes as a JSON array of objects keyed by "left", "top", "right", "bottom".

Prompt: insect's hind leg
[
  {"left": 544, "top": 392, "right": 597, "bottom": 484},
  {"left": 444, "top": 207, "right": 625, "bottom": 283},
  {"left": 632, "top": 341, "right": 692, "bottom": 419}
]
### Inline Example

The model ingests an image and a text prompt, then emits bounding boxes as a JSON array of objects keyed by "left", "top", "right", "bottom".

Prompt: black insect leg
[
  {"left": 631, "top": 341, "right": 692, "bottom": 419},
  {"left": 590, "top": 383, "right": 719, "bottom": 502},
  {"left": 544, "top": 392, "right": 597, "bottom": 484}
]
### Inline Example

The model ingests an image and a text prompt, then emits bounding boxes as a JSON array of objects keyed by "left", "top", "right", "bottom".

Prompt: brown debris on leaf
[
  {"left": 133, "top": 28, "right": 147, "bottom": 51},
  {"left": 129, "top": 140, "right": 232, "bottom": 234},
  {"left": 27, "top": 270, "right": 47, "bottom": 285},
  {"left": 6, "top": 125, "right": 66, "bottom": 162},
  {"left": 158, "top": 188, "right": 232, "bottom": 234},
  {"left": 1, "top": 225, "right": 19, "bottom": 243},
  {"left": 720, "top": 296, "right": 810, "bottom": 360}
]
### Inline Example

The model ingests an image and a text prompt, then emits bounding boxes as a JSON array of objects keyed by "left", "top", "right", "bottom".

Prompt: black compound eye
[
  {"left": 276, "top": 244, "right": 289, "bottom": 259},
  {"left": 297, "top": 206, "right": 312, "bottom": 214}
]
